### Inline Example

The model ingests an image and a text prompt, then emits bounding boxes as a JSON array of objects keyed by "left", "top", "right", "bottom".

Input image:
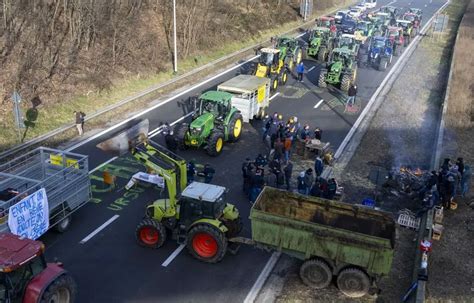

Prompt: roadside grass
[
  {"left": 0, "top": 1, "right": 354, "bottom": 151},
  {"left": 445, "top": 0, "right": 474, "bottom": 127}
]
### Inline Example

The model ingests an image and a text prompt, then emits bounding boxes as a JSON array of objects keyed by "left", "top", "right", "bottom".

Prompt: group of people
[
  {"left": 421, "top": 157, "right": 471, "bottom": 210},
  {"left": 242, "top": 155, "right": 294, "bottom": 203},
  {"left": 186, "top": 160, "right": 216, "bottom": 185},
  {"left": 296, "top": 168, "right": 338, "bottom": 199},
  {"left": 262, "top": 112, "right": 324, "bottom": 163}
]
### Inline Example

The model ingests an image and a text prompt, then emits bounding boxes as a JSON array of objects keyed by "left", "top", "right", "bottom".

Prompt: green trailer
[{"left": 238, "top": 187, "right": 396, "bottom": 298}]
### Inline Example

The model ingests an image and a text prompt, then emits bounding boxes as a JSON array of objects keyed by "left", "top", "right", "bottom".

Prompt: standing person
[
  {"left": 296, "top": 62, "right": 305, "bottom": 82},
  {"left": 327, "top": 178, "right": 338, "bottom": 200},
  {"left": 242, "top": 158, "right": 251, "bottom": 194},
  {"left": 310, "top": 181, "right": 322, "bottom": 197},
  {"left": 314, "top": 155, "right": 324, "bottom": 177},
  {"left": 456, "top": 157, "right": 465, "bottom": 176},
  {"left": 300, "top": 125, "right": 311, "bottom": 141},
  {"left": 284, "top": 135, "right": 292, "bottom": 164},
  {"left": 276, "top": 169, "right": 285, "bottom": 189},
  {"left": 274, "top": 138, "right": 284, "bottom": 161},
  {"left": 347, "top": 84, "right": 357, "bottom": 106},
  {"left": 264, "top": 170, "right": 277, "bottom": 188},
  {"left": 284, "top": 161, "right": 293, "bottom": 191},
  {"left": 187, "top": 161, "right": 196, "bottom": 185},
  {"left": 304, "top": 168, "right": 314, "bottom": 195},
  {"left": 164, "top": 130, "right": 178, "bottom": 153},
  {"left": 461, "top": 164, "right": 471, "bottom": 197},
  {"left": 297, "top": 172, "right": 307, "bottom": 195},
  {"left": 74, "top": 111, "right": 85, "bottom": 136},
  {"left": 314, "top": 127, "right": 322, "bottom": 141}
]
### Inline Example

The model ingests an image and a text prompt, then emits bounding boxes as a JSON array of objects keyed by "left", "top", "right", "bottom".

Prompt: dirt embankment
[{"left": 427, "top": 1, "right": 474, "bottom": 301}]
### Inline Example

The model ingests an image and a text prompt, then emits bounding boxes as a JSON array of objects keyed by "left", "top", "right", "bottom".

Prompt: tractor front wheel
[
  {"left": 206, "top": 131, "right": 225, "bottom": 156},
  {"left": 40, "top": 273, "right": 77, "bottom": 303},
  {"left": 187, "top": 224, "right": 228, "bottom": 263},
  {"left": 280, "top": 70, "right": 288, "bottom": 85},
  {"left": 295, "top": 48, "right": 303, "bottom": 64},
  {"left": 378, "top": 58, "right": 388, "bottom": 71},
  {"left": 228, "top": 113, "right": 243, "bottom": 142},
  {"left": 136, "top": 218, "right": 167, "bottom": 249},
  {"left": 337, "top": 267, "right": 371, "bottom": 298},
  {"left": 340, "top": 74, "right": 352, "bottom": 92},
  {"left": 318, "top": 71, "right": 327, "bottom": 88}
]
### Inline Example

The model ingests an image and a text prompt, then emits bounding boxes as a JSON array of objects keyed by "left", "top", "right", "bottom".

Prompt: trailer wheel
[
  {"left": 299, "top": 259, "right": 333, "bottom": 289},
  {"left": 55, "top": 210, "right": 71, "bottom": 233},
  {"left": 337, "top": 267, "right": 371, "bottom": 298},
  {"left": 136, "top": 218, "right": 167, "bottom": 248},
  {"left": 40, "top": 273, "right": 77, "bottom": 303},
  {"left": 187, "top": 224, "right": 227, "bottom": 263}
]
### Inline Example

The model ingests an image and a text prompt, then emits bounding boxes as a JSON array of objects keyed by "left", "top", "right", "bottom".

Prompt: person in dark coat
[
  {"left": 456, "top": 157, "right": 465, "bottom": 176},
  {"left": 264, "top": 170, "right": 277, "bottom": 188},
  {"left": 269, "top": 158, "right": 281, "bottom": 173},
  {"left": 187, "top": 161, "right": 196, "bottom": 185},
  {"left": 310, "top": 181, "right": 322, "bottom": 197},
  {"left": 284, "top": 161, "right": 293, "bottom": 191},
  {"left": 297, "top": 172, "right": 307, "bottom": 195},
  {"left": 276, "top": 170, "right": 285, "bottom": 189},
  {"left": 304, "top": 169, "right": 314, "bottom": 195},
  {"left": 255, "top": 154, "right": 267, "bottom": 168},
  {"left": 164, "top": 130, "right": 178, "bottom": 153},
  {"left": 274, "top": 138, "right": 284, "bottom": 161},
  {"left": 74, "top": 111, "right": 85, "bottom": 136},
  {"left": 314, "top": 156, "right": 324, "bottom": 177},
  {"left": 347, "top": 84, "right": 357, "bottom": 106},
  {"left": 314, "top": 127, "right": 322, "bottom": 141},
  {"left": 327, "top": 178, "right": 338, "bottom": 199},
  {"left": 201, "top": 164, "right": 215, "bottom": 184}
]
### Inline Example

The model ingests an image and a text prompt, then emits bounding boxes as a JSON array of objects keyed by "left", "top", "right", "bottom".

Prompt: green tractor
[
  {"left": 275, "top": 36, "right": 303, "bottom": 70},
  {"left": 307, "top": 27, "right": 334, "bottom": 62},
  {"left": 175, "top": 91, "right": 243, "bottom": 156},
  {"left": 318, "top": 48, "right": 358, "bottom": 92},
  {"left": 97, "top": 121, "right": 242, "bottom": 264}
]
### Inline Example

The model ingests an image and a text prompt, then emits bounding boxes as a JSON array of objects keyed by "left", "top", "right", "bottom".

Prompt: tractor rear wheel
[
  {"left": 270, "top": 75, "right": 279, "bottom": 92},
  {"left": 228, "top": 113, "right": 243, "bottom": 142},
  {"left": 317, "top": 46, "right": 327, "bottom": 62},
  {"left": 340, "top": 73, "right": 352, "bottom": 92},
  {"left": 299, "top": 259, "right": 333, "bottom": 289},
  {"left": 280, "top": 71, "right": 288, "bottom": 85},
  {"left": 136, "top": 218, "right": 167, "bottom": 249},
  {"left": 378, "top": 58, "right": 388, "bottom": 71},
  {"left": 40, "top": 273, "right": 77, "bottom": 303},
  {"left": 295, "top": 48, "right": 303, "bottom": 64},
  {"left": 318, "top": 71, "right": 327, "bottom": 88},
  {"left": 206, "top": 131, "right": 225, "bottom": 157},
  {"left": 175, "top": 124, "right": 188, "bottom": 150},
  {"left": 223, "top": 216, "right": 242, "bottom": 238},
  {"left": 337, "top": 267, "right": 371, "bottom": 298},
  {"left": 187, "top": 224, "right": 227, "bottom": 263}
]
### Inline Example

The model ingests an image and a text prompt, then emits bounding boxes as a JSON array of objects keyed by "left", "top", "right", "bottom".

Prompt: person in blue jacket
[{"left": 296, "top": 62, "right": 305, "bottom": 82}]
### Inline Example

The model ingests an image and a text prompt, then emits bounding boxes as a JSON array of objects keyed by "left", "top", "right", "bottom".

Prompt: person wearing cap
[{"left": 347, "top": 84, "right": 357, "bottom": 106}]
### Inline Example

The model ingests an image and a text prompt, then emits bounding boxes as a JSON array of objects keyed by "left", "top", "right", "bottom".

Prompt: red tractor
[
  {"left": 0, "top": 233, "right": 76, "bottom": 303},
  {"left": 386, "top": 26, "right": 404, "bottom": 56},
  {"left": 403, "top": 12, "right": 421, "bottom": 35}
]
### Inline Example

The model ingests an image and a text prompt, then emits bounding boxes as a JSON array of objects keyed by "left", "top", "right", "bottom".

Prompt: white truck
[{"left": 217, "top": 75, "right": 271, "bottom": 123}]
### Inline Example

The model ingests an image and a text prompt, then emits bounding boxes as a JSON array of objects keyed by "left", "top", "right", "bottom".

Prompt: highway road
[{"left": 38, "top": 0, "right": 448, "bottom": 301}]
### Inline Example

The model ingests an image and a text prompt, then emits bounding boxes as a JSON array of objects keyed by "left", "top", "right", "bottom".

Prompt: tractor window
[
  {"left": 260, "top": 52, "right": 274, "bottom": 66},
  {"left": 374, "top": 39, "right": 385, "bottom": 48}
]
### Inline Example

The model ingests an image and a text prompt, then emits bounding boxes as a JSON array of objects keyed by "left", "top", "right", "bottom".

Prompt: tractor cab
[
  {"left": 329, "top": 48, "right": 354, "bottom": 69},
  {"left": 386, "top": 26, "right": 404, "bottom": 44},
  {"left": 257, "top": 48, "right": 280, "bottom": 70},
  {"left": 316, "top": 16, "right": 335, "bottom": 29},
  {"left": 178, "top": 182, "right": 228, "bottom": 227},
  {"left": 337, "top": 34, "right": 359, "bottom": 54},
  {"left": 409, "top": 8, "right": 423, "bottom": 19},
  {"left": 309, "top": 27, "right": 330, "bottom": 42},
  {"left": 0, "top": 233, "right": 75, "bottom": 303},
  {"left": 195, "top": 91, "right": 232, "bottom": 121},
  {"left": 397, "top": 19, "right": 413, "bottom": 36}
]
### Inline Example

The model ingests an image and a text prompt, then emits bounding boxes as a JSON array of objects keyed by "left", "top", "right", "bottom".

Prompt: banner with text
[{"left": 8, "top": 188, "right": 49, "bottom": 240}]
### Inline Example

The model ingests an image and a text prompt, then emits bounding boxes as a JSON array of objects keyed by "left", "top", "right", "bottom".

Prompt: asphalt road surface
[{"left": 39, "top": 0, "right": 448, "bottom": 301}]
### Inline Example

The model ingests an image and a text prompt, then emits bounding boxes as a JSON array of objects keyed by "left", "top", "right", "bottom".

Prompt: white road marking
[
  {"left": 65, "top": 55, "right": 260, "bottom": 152},
  {"left": 79, "top": 215, "right": 120, "bottom": 244},
  {"left": 314, "top": 99, "right": 324, "bottom": 109},
  {"left": 269, "top": 92, "right": 280, "bottom": 101},
  {"left": 89, "top": 157, "right": 118, "bottom": 174},
  {"left": 243, "top": 252, "right": 281, "bottom": 303},
  {"left": 307, "top": 66, "right": 316, "bottom": 72},
  {"left": 161, "top": 244, "right": 186, "bottom": 267}
]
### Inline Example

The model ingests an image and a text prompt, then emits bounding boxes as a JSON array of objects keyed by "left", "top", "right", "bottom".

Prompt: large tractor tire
[
  {"left": 295, "top": 48, "right": 303, "bottom": 64},
  {"left": 318, "top": 71, "right": 327, "bottom": 88},
  {"left": 223, "top": 216, "right": 243, "bottom": 238},
  {"left": 187, "top": 224, "right": 228, "bottom": 263},
  {"left": 206, "top": 131, "right": 225, "bottom": 157},
  {"left": 280, "top": 70, "right": 288, "bottom": 85},
  {"left": 299, "top": 259, "right": 333, "bottom": 289},
  {"left": 336, "top": 267, "right": 371, "bottom": 298},
  {"left": 378, "top": 58, "right": 388, "bottom": 71},
  {"left": 136, "top": 218, "right": 167, "bottom": 249},
  {"left": 175, "top": 124, "right": 188, "bottom": 150},
  {"left": 317, "top": 46, "right": 327, "bottom": 62},
  {"left": 270, "top": 75, "right": 279, "bottom": 92},
  {"left": 340, "top": 73, "right": 352, "bottom": 92},
  {"left": 40, "top": 273, "right": 77, "bottom": 303},
  {"left": 227, "top": 113, "right": 243, "bottom": 142}
]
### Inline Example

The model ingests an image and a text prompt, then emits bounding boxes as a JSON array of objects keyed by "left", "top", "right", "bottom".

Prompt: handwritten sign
[{"left": 8, "top": 188, "right": 49, "bottom": 240}]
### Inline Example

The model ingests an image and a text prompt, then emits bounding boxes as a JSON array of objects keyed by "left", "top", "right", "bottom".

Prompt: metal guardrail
[{"left": 0, "top": 14, "right": 323, "bottom": 160}]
